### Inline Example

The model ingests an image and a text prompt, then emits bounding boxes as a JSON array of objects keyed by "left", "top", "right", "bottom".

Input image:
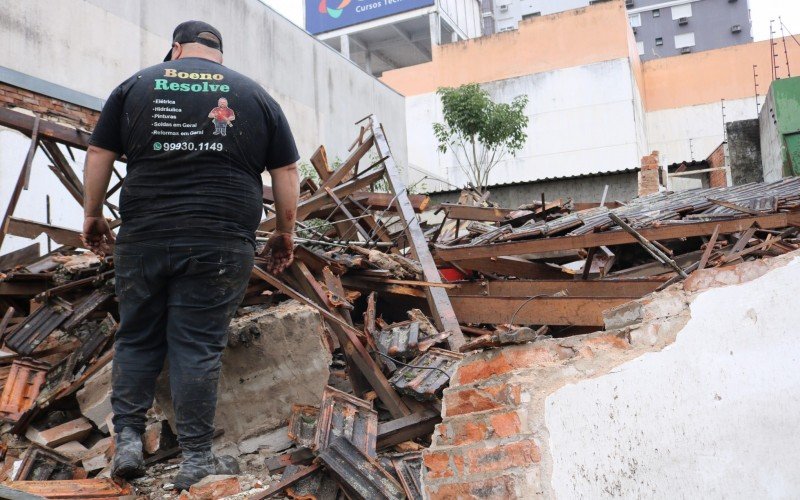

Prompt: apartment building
[{"left": 487, "top": 0, "right": 752, "bottom": 60}]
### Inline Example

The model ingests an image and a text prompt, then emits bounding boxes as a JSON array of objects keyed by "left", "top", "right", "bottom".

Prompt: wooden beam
[
  {"left": 438, "top": 204, "right": 516, "bottom": 222},
  {"left": 449, "top": 296, "right": 631, "bottom": 326},
  {"left": 258, "top": 168, "right": 385, "bottom": 231},
  {"left": 370, "top": 117, "right": 465, "bottom": 350},
  {"left": 5, "top": 218, "right": 85, "bottom": 249},
  {"left": 436, "top": 213, "right": 797, "bottom": 262},
  {"left": 458, "top": 257, "right": 567, "bottom": 279},
  {"left": 316, "top": 135, "right": 374, "bottom": 193},
  {"left": 310, "top": 145, "right": 332, "bottom": 181},
  {"left": 0, "top": 243, "right": 40, "bottom": 271},
  {"left": 448, "top": 279, "right": 662, "bottom": 298},
  {"left": 0, "top": 107, "right": 90, "bottom": 149}
]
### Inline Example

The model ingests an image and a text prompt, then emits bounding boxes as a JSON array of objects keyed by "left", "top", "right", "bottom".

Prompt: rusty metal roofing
[
  {"left": 314, "top": 386, "right": 378, "bottom": 457},
  {"left": 4, "top": 298, "right": 72, "bottom": 355},
  {"left": 388, "top": 348, "right": 464, "bottom": 401},
  {"left": 318, "top": 437, "right": 406, "bottom": 500}
]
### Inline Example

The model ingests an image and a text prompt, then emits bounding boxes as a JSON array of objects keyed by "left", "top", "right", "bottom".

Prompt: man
[
  {"left": 82, "top": 21, "right": 299, "bottom": 491},
  {"left": 208, "top": 97, "right": 235, "bottom": 136}
]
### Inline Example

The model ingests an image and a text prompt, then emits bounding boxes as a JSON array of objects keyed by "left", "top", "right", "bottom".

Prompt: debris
[
  {"left": 389, "top": 348, "right": 464, "bottom": 401},
  {"left": 317, "top": 436, "right": 406, "bottom": 500},
  {"left": 25, "top": 417, "right": 92, "bottom": 449}
]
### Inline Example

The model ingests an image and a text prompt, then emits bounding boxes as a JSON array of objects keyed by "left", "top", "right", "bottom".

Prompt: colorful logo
[{"left": 318, "top": 0, "right": 350, "bottom": 19}]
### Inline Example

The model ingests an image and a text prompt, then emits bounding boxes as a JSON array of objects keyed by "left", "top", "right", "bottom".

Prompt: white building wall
[
  {"left": 494, "top": 0, "right": 591, "bottom": 31},
  {"left": 546, "top": 256, "right": 800, "bottom": 498},
  {"left": 0, "top": 0, "right": 407, "bottom": 173},
  {"left": 645, "top": 97, "right": 757, "bottom": 167},
  {"left": 439, "top": 0, "right": 483, "bottom": 38},
  {"left": 405, "top": 58, "right": 645, "bottom": 190},
  {"left": 0, "top": 0, "right": 407, "bottom": 255}
]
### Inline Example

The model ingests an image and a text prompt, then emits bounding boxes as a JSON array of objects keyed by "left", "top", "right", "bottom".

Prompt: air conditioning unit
[
  {"left": 678, "top": 17, "right": 689, "bottom": 25},
  {"left": 681, "top": 47, "right": 692, "bottom": 54},
  {"left": 499, "top": 4, "right": 508, "bottom": 11},
  {"left": 731, "top": 24, "right": 742, "bottom": 33},
  {"left": 626, "top": 0, "right": 634, "bottom": 8}
]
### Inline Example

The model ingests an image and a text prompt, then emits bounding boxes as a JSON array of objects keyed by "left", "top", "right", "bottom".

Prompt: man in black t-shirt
[{"left": 82, "top": 21, "right": 299, "bottom": 491}]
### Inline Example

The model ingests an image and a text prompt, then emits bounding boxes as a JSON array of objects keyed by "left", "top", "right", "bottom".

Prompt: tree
[{"left": 433, "top": 83, "right": 529, "bottom": 193}]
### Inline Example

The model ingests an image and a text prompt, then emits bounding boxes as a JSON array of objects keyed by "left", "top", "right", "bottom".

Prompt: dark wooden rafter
[{"left": 369, "top": 116, "right": 465, "bottom": 350}]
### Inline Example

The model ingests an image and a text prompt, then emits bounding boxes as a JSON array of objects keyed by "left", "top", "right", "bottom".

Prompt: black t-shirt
[{"left": 89, "top": 57, "right": 299, "bottom": 245}]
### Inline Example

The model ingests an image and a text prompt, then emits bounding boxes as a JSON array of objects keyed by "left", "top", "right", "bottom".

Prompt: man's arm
[
  {"left": 262, "top": 162, "right": 299, "bottom": 273},
  {"left": 82, "top": 145, "right": 118, "bottom": 255}
]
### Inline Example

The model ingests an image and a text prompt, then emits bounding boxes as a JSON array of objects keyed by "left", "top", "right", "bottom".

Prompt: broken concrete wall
[
  {"left": 423, "top": 251, "right": 800, "bottom": 498},
  {"left": 156, "top": 301, "right": 331, "bottom": 452}
]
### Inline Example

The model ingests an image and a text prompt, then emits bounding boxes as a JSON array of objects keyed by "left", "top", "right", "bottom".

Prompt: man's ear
[{"left": 171, "top": 42, "right": 181, "bottom": 61}]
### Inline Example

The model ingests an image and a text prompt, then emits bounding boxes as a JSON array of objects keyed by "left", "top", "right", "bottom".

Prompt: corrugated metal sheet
[{"left": 421, "top": 167, "right": 642, "bottom": 194}]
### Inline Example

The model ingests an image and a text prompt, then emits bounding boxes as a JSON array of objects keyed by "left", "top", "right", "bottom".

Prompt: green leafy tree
[{"left": 433, "top": 83, "right": 529, "bottom": 193}]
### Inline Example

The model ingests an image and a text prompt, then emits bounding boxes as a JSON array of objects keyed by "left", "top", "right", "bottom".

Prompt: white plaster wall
[
  {"left": 0, "top": 0, "right": 407, "bottom": 171},
  {"left": 546, "top": 257, "right": 800, "bottom": 498},
  {"left": 0, "top": 131, "right": 126, "bottom": 254},
  {"left": 646, "top": 97, "right": 758, "bottom": 167},
  {"left": 406, "top": 58, "right": 645, "bottom": 190}
]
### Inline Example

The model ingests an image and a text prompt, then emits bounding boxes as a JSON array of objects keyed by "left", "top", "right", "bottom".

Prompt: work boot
[
  {"left": 110, "top": 427, "right": 145, "bottom": 479},
  {"left": 173, "top": 450, "right": 240, "bottom": 491}
]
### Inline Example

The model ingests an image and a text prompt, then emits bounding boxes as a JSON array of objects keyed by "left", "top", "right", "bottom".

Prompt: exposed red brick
[
  {"left": 457, "top": 345, "right": 562, "bottom": 385},
  {"left": 428, "top": 474, "right": 519, "bottom": 499},
  {"left": 585, "top": 332, "right": 630, "bottom": 350},
  {"left": 182, "top": 475, "right": 240, "bottom": 499},
  {"left": 423, "top": 451, "right": 454, "bottom": 479},
  {"left": 465, "top": 440, "right": 541, "bottom": 474},
  {"left": 444, "top": 382, "right": 521, "bottom": 417},
  {"left": 489, "top": 411, "right": 521, "bottom": 438}
]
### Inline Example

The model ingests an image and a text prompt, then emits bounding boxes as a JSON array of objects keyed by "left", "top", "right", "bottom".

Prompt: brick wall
[
  {"left": 0, "top": 82, "right": 99, "bottom": 131},
  {"left": 706, "top": 143, "right": 728, "bottom": 188},
  {"left": 638, "top": 151, "right": 661, "bottom": 196},
  {"left": 422, "top": 251, "right": 800, "bottom": 498}
]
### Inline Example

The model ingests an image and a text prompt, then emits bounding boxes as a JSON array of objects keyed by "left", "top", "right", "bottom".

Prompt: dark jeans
[{"left": 111, "top": 236, "right": 254, "bottom": 452}]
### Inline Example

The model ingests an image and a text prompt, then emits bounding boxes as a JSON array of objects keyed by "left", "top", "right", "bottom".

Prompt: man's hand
[
  {"left": 82, "top": 216, "right": 115, "bottom": 257},
  {"left": 262, "top": 231, "right": 294, "bottom": 274}
]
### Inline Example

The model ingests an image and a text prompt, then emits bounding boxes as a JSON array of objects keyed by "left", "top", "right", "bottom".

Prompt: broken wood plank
[
  {"left": 4, "top": 218, "right": 85, "bottom": 250},
  {"left": 370, "top": 117, "right": 465, "bottom": 350},
  {"left": 448, "top": 279, "right": 662, "bottom": 298},
  {"left": 259, "top": 168, "right": 386, "bottom": 231},
  {"left": 250, "top": 463, "right": 323, "bottom": 500},
  {"left": 0, "top": 244, "right": 40, "bottom": 272},
  {"left": 0, "top": 107, "right": 91, "bottom": 149},
  {"left": 1, "top": 122, "right": 40, "bottom": 249},
  {"left": 317, "top": 135, "right": 374, "bottom": 193},
  {"left": 697, "top": 224, "right": 721, "bottom": 271},
  {"left": 449, "top": 296, "right": 632, "bottom": 326}
]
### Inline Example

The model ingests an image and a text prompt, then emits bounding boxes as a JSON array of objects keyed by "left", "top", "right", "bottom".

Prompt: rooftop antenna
[
  {"left": 780, "top": 16, "right": 792, "bottom": 77},
  {"left": 780, "top": 18, "right": 800, "bottom": 49},
  {"left": 753, "top": 64, "right": 761, "bottom": 115}
]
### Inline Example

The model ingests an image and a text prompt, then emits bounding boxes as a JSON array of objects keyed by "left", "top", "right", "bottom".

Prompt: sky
[{"left": 259, "top": 0, "right": 800, "bottom": 42}]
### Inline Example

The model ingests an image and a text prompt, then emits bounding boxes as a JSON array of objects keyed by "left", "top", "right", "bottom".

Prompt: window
[
  {"left": 653, "top": 9, "right": 660, "bottom": 18},
  {"left": 671, "top": 3, "right": 692, "bottom": 20},
  {"left": 674, "top": 32, "right": 696, "bottom": 49},
  {"left": 637, "top": 41, "right": 645, "bottom": 55},
  {"left": 655, "top": 37, "right": 664, "bottom": 46},
  {"left": 629, "top": 13, "right": 642, "bottom": 28}
]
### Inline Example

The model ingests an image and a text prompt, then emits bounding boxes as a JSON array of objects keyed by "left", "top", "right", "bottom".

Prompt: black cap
[{"left": 164, "top": 21, "right": 223, "bottom": 62}]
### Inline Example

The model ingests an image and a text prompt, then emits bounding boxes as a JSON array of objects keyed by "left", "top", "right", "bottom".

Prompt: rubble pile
[{"left": 1, "top": 109, "right": 800, "bottom": 498}]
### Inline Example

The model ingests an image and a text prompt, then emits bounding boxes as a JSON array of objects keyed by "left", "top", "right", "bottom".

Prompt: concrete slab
[{"left": 156, "top": 301, "right": 331, "bottom": 449}]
